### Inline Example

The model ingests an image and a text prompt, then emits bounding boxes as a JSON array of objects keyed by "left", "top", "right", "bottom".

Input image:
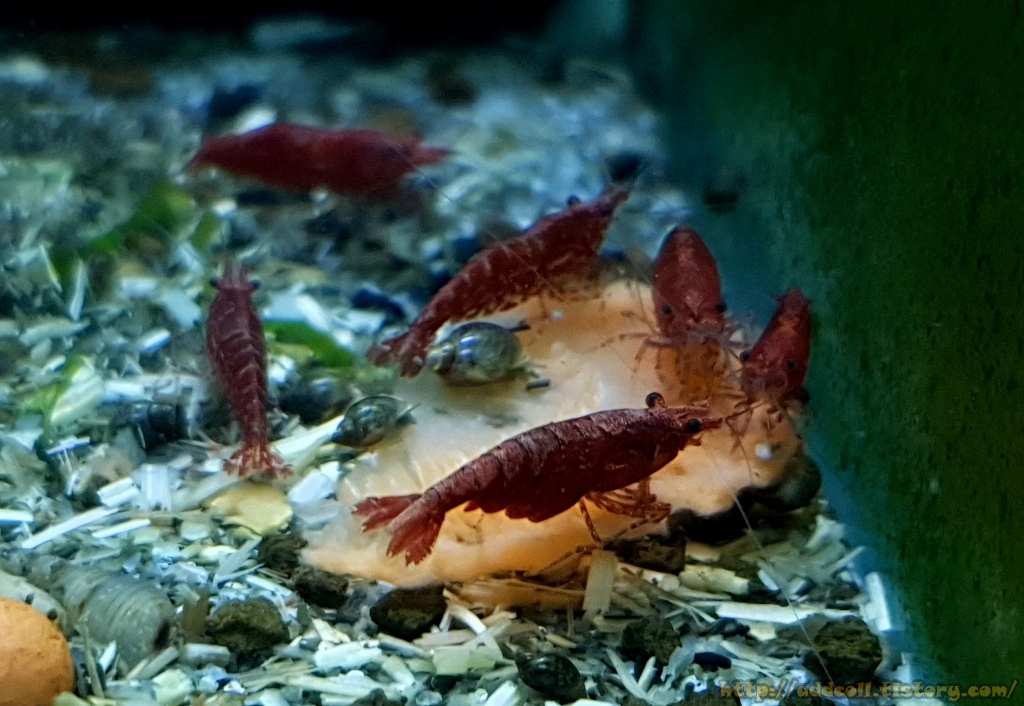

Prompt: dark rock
[
  {"left": 351, "top": 285, "right": 407, "bottom": 323},
  {"left": 620, "top": 616, "right": 682, "bottom": 665},
  {"left": 369, "top": 585, "right": 447, "bottom": 640},
  {"left": 430, "top": 674, "right": 460, "bottom": 693},
  {"left": 293, "top": 565, "right": 350, "bottom": 609},
  {"left": 604, "top": 150, "right": 648, "bottom": 183},
  {"left": 206, "top": 598, "right": 289, "bottom": 654},
  {"left": 351, "top": 689, "right": 402, "bottom": 706},
  {"left": 258, "top": 531, "right": 307, "bottom": 575},
  {"left": 606, "top": 534, "right": 687, "bottom": 573},
  {"left": 703, "top": 618, "right": 750, "bottom": 638},
  {"left": 207, "top": 84, "right": 261, "bottom": 123},
  {"left": 803, "top": 617, "right": 882, "bottom": 684},
  {"left": 279, "top": 377, "right": 352, "bottom": 425},
  {"left": 130, "top": 402, "right": 187, "bottom": 451},
  {"left": 517, "top": 654, "right": 585, "bottom": 702},
  {"left": 668, "top": 490, "right": 757, "bottom": 545},
  {"left": 693, "top": 651, "right": 732, "bottom": 670}
]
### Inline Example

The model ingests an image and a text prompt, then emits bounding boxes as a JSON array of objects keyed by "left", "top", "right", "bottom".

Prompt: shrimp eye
[
  {"left": 684, "top": 418, "right": 703, "bottom": 433},
  {"left": 786, "top": 358, "right": 799, "bottom": 371},
  {"left": 661, "top": 304, "right": 673, "bottom": 316},
  {"left": 716, "top": 301, "right": 727, "bottom": 313},
  {"left": 739, "top": 350, "right": 751, "bottom": 362},
  {"left": 645, "top": 392, "right": 665, "bottom": 408},
  {"left": 566, "top": 195, "right": 581, "bottom": 207}
]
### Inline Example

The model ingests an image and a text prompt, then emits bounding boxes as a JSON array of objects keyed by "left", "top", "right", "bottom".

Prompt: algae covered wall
[{"left": 634, "top": 0, "right": 1023, "bottom": 684}]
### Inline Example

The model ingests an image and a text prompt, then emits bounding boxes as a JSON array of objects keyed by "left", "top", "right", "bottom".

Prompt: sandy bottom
[{"left": 305, "top": 280, "right": 800, "bottom": 585}]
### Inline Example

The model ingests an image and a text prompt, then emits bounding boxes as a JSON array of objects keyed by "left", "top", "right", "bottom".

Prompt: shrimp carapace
[
  {"left": 188, "top": 123, "right": 449, "bottom": 195},
  {"left": 652, "top": 226, "right": 727, "bottom": 343},
  {"left": 206, "top": 261, "right": 290, "bottom": 478},
  {"left": 353, "top": 393, "right": 719, "bottom": 565},
  {"left": 740, "top": 287, "right": 812, "bottom": 403},
  {"left": 642, "top": 226, "right": 729, "bottom": 404},
  {"left": 368, "top": 184, "right": 630, "bottom": 376}
]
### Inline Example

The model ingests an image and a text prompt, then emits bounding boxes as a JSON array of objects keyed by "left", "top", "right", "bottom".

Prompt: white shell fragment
[{"left": 205, "top": 483, "right": 293, "bottom": 535}]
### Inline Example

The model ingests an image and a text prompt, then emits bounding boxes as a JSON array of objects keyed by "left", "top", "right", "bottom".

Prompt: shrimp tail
[
  {"left": 353, "top": 494, "right": 422, "bottom": 529},
  {"left": 387, "top": 508, "right": 445, "bottom": 565},
  {"left": 225, "top": 443, "right": 289, "bottom": 479},
  {"left": 353, "top": 494, "right": 442, "bottom": 564}
]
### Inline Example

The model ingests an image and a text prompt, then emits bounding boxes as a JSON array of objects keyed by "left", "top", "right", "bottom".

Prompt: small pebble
[
  {"left": 351, "top": 286, "right": 406, "bottom": 322},
  {"left": 604, "top": 150, "right": 648, "bottom": 183},
  {"left": 517, "top": 654, "right": 585, "bottom": 702},
  {"left": 292, "top": 565, "right": 349, "bottom": 609},
  {"left": 206, "top": 598, "right": 289, "bottom": 654},
  {"left": 704, "top": 618, "right": 749, "bottom": 638},
  {"left": 620, "top": 616, "right": 681, "bottom": 664},
  {"left": 606, "top": 534, "right": 687, "bottom": 573},
  {"left": 279, "top": 377, "right": 352, "bottom": 425},
  {"left": 258, "top": 531, "right": 307, "bottom": 575},
  {"left": 693, "top": 651, "right": 732, "bottom": 670},
  {"left": 369, "top": 586, "right": 446, "bottom": 640},
  {"left": 207, "top": 84, "right": 261, "bottom": 122},
  {"left": 353, "top": 689, "right": 403, "bottom": 706},
  {"left": 803, "top": 617, "right": 883, "bottom": 684}
]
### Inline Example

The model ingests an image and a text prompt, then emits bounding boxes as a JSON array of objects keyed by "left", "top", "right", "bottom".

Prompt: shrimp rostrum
[{"left": 354, "top": 393, "right": 720, "bottom": 565}]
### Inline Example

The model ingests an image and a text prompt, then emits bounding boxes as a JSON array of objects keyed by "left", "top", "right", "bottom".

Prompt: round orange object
[{"left": 0, "top": 597, "right": 75, "bottom": 706}]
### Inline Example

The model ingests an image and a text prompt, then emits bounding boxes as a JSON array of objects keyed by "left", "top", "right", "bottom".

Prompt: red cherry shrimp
[
  {"left": 640, "top": 225, "right": 733, "bottom": 404},
  {"left": 353, "top": 393, "right": 718, "bottom": 565},
  {"left": 188, "top": 122, "right": 449, "bottom": 195},
  {"left": 206, "top": 261, "right": 290, "bottom": 478},
  {"left": 367, "top": 185, "right": 630, "bottom": 377},
  {"left": 725, "top": 287, "right": 812, "bottom": 443}
]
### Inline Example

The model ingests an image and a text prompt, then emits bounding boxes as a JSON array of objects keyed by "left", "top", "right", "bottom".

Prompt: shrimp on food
[
  {"left": 188, "top": 123, "right": 449, "bottom": 195},
  {"left": 726, "top": 287, "right": 812, "bottom": 441},
  {"left": 636, "top": 226, "right": 730, "bottom": 404},
  {"left": 353, "top": 392, "right": 719, "bottom": 565},
  {"left": 206, "top": 261, "right": 289, "bottom": 478},
  {"left": 740, "top": 287, "right": 812, "bottom": 404},
  {"left": 368, "top": 185, "right": 630, "bottom": 376}
]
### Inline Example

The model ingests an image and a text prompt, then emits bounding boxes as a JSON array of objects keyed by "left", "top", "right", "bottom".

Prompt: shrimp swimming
[
  {"left": 206, "top": 262, "right": 289, "bottom": 478},
  {"left": 353, "top": 393, "right": 719, "bottom": 565},
  {"left": 368, "top": 185, "right": 630, "bottom": 376},
  {"left": 188, "top": 122, "right": 449, "bottom": 195}
]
